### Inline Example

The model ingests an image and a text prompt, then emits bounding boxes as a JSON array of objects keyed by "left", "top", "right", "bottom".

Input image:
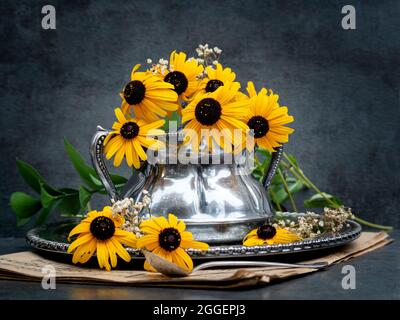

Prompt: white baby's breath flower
[
  {"left": 109, "top": 191, "right": 152, "bottom": 237},
  {"left": 214, "top": 46, "right": 222, "bottom": 54},
  {"left": 146, "top": 58, "right": 152, "bottom": 64}
]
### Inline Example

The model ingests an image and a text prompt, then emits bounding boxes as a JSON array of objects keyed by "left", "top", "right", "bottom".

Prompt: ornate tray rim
[{"left": 26, "top": 213, "right": 362, "bottom": 260}]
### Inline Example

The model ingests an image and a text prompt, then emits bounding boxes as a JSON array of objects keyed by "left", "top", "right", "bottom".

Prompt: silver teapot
[{"left": 90, "top": 127, "right": 283, "bottom": 244}]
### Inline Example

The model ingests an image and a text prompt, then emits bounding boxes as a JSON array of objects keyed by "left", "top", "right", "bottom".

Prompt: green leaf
[
  {"left": 304, "top": 193, "right": 343, "bottom": 208},
  {"left": 16, "top": 217, "right": 31, "bottom": 227},
  {"left": 271, "top": 175, "right": 297, "bottom": 185},
  {"left": 251, "top": 166, "right": 264, "bottom": 181},
  {"left": 79, "top": 186, "right": 92, "bottom": 210},
  {"left": 90, "top": 171, "right": 127, "bottom": 187},
  {"left": 286, "top": 153, "right": 299, "bottom": 168},
  {"left": 256, "top": 148, "right": 271, "bottom": 160},
  {"left": 9, "top": 192, "right": 42, "bottom": 219},
  {"left": 16, "top": 159, "right": 47, "bottom": 194},
  {"left": 40, "top": 183, "right": 63, "bottom": 208},
  {"left": 270, "top": 180, "right": 305, "bottom": 204},
  {"left": 59, "top": 188, "right": 79, "bottom": 195},
  {"left": 64, "top": 138, "right": 100, "bottom": 189},
  {"left": 57, "top": 193, "right": 81, "bottom": 215},
  {"left": 110, "top": 173, "right": 128, "bottom": 185},
  {"left": 163, "top": 111, "right": 181, "bottom": 131},
  {"left": 35, "top": 201, "right": 59, "bottom": 226},
  {"left": 64, "top": 138, "right": 127, "bottom": 190},
  {"left": 89, "top": 173, "right": 102, "bottom": 187}
]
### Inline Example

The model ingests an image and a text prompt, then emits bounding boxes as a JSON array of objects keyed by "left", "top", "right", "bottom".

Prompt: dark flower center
[
  {"left": 257, "top": 224, "right": 277, "bottom": 240},
  {"left": 247, "top": 116, "right": 269, "bottom": 138},
  {"left": 124, "top": 80, "right": 146, "bottom": 105},
  {"left": 90, "top": 216, "right": 115, "bottom": 240},
  {"left": 159, "top": 227, "right": 181, "bottom": 251},
  {"left": 205, "top": 79, "right": 224, "bottom": 93},
  {"left": 120, "top": 121, "right": 139, "bottom": 139},
  {"left": 164, "top": 71, "right": 188, "bottom": 95},
  {"left": 195, "top": 98, "right": 222, "bottom": 126}
]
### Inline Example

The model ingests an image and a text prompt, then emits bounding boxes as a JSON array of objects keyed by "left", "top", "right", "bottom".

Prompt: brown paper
[{"left": 0, "top": 232, "right": 392, "bottom": 289}]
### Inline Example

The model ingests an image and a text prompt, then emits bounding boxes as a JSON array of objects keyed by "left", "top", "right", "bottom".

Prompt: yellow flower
[
  {"left": 196, "top": 63, "right": 240, "bottom": 96},
  {"left": 181, "top": 84, "right": 250, "bottom": 152},
  {"left": 104, "top": 108, "right": 165, "bottom": 168},
  {"left": 120, "top": 64, "right": 178, "bottom": 123},
  {"left": 67, "top": 206, "right": 137, "bottom": 271},
  {"left": 243, "top": 224, "right": 301, "bottom": 246},
  {"left": 246, "top": 81, "right": 279, "bottom": 102},
  {"left": 240, "top": 81, "right": 294, "bottom": 153},
  {"left": 163, "top": 51, "right": 204, "bottom": 103},
  {"left": 137, "top": 214, "right": 209, "bottom": 272}
]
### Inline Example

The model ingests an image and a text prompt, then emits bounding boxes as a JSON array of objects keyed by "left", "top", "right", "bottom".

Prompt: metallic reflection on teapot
[{"left": 91, "top": 128, "right": 283, "bottom": 244}]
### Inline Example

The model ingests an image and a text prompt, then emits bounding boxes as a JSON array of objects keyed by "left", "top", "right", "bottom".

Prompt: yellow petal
[
  {"left": 140, "top": 98, "right": 167, "bottom": 117},
  {"left": 273, "top": 228, "right": 302, "bottom": 243},
  {"left": 168, "top": 214, "right": 179, "bottom": 228},
  {"left": 67, "top": 233, "right": 93, "bottom": 253},
  {"left": 137, "top": 235, "right": 159, "bottom": 250},
  {"left": 133, "top": 139, "right": 147, "bottom": 161},
  {"left": 130, "top": 64, "right": 141, "bottom": 80},
  {"left": 105, "top": 239, "right": 118, "bottom": 268},
  {"left": 243, "top": 229, "right": 258, "bottom": 242},
  {"left": 97, "top": 241, "right": 111, "bottom": 271},
  {"left": 125, "top": 139, "right": 134, "bottom": 167},
  {"left": 140, "top": 219, "right": 162, "bottom": 233},
  {"left": 144, "top": 259, "right": 157, "bottom": 272},
  {"left": 140, "top": 120, "right": 165, "bottom": 133},
  {"left": 114, "top": 108, "right": 127, "bottom": 124},
  {"left": 173, "top": 247, "right": 193, "bottom": 272},
  {"left": 72, "top": 241, "right": 90, "bottom": 264},
  {"left": 79, "top": 238, "right": 97, "bottom": 264},
  {"left": 152, "top": 216, "right": 169, "bottom": 229},
  {"left": 243, "top": 237, "right": 265, "bottom": 246},
  {"left": 180, "top": 233, "right": 209, "bottom": 250},
  {"left": 113, "top": 143, "right": 126, "bottom": 167},
  {"left": 68, "top": 223, "right": 90, "bottom": 241},
  {"left": 105, "top": 136, "right": 124, "bottom": 159},
  {"left": 110, "top": 237, "right": 131, "bottom": 262},
  {"left": 176, "top": 220, "right": 186, "bottom": 233},
  {"left": 220, "top": 116, "right": 249, "bottom": 131}
]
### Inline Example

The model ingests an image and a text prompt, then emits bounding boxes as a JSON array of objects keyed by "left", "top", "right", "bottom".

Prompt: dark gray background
[{"left": 1, "top": 0, "right": 399, "bottom": 237}]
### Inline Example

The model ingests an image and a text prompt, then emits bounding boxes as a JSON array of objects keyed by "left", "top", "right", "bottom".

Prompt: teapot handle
[
  {"left": 90, "top": 126, "right": 151, "bottom": 202},
  {"left": 90, "top": 126, "right": 120, "bottom": 201},
  {"left": 261, "top": 145, "right": 283, "bottom": 189}
]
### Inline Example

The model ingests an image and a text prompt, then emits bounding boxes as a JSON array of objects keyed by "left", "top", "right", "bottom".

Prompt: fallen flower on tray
[
  {"left": 67, "top": 206, "right": 137, "bottom": 271},
  {"left": 137, "top": 213, "right": 209, "bottom": 272},
  {"left": 243, "top": 224, "right": 302, "bottom": 246}
]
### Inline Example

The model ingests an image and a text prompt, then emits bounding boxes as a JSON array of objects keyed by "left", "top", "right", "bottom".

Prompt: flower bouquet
[{"left": 10, "top": 44, "right": 392, "bottom": 272}]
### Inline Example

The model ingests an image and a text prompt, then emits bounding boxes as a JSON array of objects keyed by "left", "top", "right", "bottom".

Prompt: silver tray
[{"left": 26, "top": 213, "right": 362, "bottom": 260}]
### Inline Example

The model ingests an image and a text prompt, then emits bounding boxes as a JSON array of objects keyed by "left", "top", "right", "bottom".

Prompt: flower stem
[
  {"left": 269, "top": 188, "right": 282, "bottom": 211},
  {"left": 283, "top": 153, "right": 338, "bottom": 207},
  {"left": 282, "top": 152, "right": 394, "bottom": 231},
  {"left": 353, "top": 216, "right": 393, "bottom": 231},
  {"left": 280, "top": 160, "right": 311, "bottom": 188},
  {"left": 277, "top": 168, "right": 298, "bottom": 212},
  {"left": 60, "top": 213, "right": 85, "bottom": 218}
]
